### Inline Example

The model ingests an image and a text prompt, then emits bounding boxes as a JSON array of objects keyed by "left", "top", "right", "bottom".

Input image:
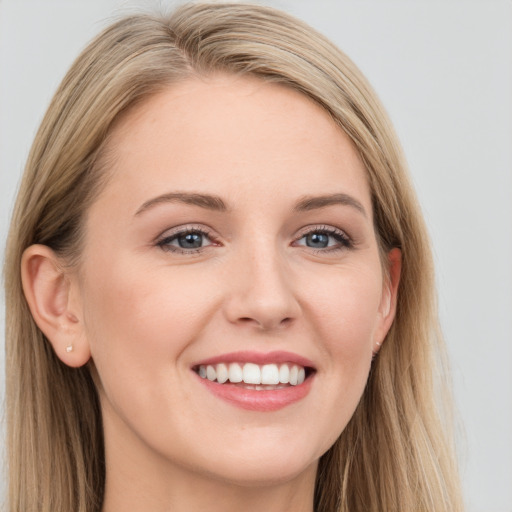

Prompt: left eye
[
  {"left": 158, "top": 230, "right": 213, "bottom": 251},
  {"left": 295, "top": 229, "right": 350, "bottom": 250}
]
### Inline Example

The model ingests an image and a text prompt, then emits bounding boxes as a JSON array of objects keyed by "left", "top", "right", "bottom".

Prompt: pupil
[
  {"left": 179, "top": 233, "right": 202, "bottom": 248},
  {"left": 307, "top": 233, "right": 328, "bottom": 248}
]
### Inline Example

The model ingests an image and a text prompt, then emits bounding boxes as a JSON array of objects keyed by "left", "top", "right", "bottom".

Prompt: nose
[{"left": 222, "top": 243, "right": 300, "bottom": 331}]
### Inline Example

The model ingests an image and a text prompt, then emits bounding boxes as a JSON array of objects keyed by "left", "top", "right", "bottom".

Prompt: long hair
[{"left": 4, "top": 3, "right": 463, "bottom": 511}]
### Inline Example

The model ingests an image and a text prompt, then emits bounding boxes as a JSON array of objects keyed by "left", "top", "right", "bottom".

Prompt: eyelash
[{"left": 155, "top": 225, "right": 353, "bottom": 254}]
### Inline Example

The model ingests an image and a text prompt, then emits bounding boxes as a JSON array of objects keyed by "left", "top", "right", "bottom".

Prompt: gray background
[{"left": 1, "top": 1, "right": 511, "bottom": 510}]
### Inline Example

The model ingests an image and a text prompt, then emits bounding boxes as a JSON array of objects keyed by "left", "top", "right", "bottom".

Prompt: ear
[
  {"left": 21, "top": 244, "right": 90, "bottom": 367},
  {"left": 373, "top": 247, "right": 401, "bottom": 355}
]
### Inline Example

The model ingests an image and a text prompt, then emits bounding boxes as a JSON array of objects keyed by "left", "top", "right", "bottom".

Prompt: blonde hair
[{"left": 4, "top": 3, "right": 463, "bottom": 511}]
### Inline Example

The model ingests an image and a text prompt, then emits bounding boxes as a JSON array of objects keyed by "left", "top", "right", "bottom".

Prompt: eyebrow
[
  {"left": 135, "top": 192, "right": 228, "bottom": 216},
  {"left": 294, "top": 193, "right": 367, "bottom": 217},
  {"left": 135, "top": 191, "right": 366, "bottom": 218}
]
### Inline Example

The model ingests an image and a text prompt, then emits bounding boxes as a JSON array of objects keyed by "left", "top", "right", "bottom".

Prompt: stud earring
[{"left": 66, "top": 344, "right": 73, "bottom": 353}]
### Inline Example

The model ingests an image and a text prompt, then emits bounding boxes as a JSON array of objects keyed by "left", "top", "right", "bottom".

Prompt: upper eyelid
[
  {"left": 156, "top": 224, "right": 347, "bottom": 235},
  {"left": 294, "top": 224, "right": 350, "bottom": 238},
  {"left": 155, "top": 224, "right": 216, "bottom": 241}
]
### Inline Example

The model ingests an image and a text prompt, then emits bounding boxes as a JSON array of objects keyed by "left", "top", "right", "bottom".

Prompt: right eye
[{"left": 157, "top": 227, "right": 216, "bottom": 253}]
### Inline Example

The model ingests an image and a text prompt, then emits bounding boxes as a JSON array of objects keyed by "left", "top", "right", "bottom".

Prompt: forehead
[{"left": 95, "top": 74, "right": 371, "bottom": 215}]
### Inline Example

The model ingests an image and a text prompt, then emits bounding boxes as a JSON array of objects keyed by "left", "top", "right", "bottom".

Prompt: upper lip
[{"left": 192, "top": 350, "right": 316, "bottom": 370}]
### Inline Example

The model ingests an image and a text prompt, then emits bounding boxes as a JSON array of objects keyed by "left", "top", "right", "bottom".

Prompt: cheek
[
  {"left": 304, "top": 265, "right": 383, "bottom": 359},
  {"left": 83, "top": 254, "right": 208, "bottom": 334},
  {"left": 295, "top": 263, "right": 383, "bottom": 435},
  {"left": 79, "top": 256, "right": 220, "bottom": 390},
  {"left": 79, "top": 258, "right": 226, "bottom": 448}
]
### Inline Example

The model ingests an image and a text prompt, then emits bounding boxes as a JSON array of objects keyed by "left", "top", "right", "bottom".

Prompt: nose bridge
[{"left": 223, "top": 234, "right": 299, "bottom": 330}]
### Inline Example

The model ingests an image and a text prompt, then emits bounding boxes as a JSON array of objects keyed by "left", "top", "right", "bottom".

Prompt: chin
[
  {"left": 201, "top": 455, "right": 319, "bottom": 488},
  {"left": 185, "top": 434, "right": 323, "bottom": 488}
]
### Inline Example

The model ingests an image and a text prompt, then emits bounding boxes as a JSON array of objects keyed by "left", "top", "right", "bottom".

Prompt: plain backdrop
[{"left": 1, "top": 1, "right": 511, "bottom": 511}]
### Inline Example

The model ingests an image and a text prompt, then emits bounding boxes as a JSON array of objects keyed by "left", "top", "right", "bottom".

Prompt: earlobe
[
  {"left": 21, "top": 244, "right": 91, "bottom": 368},
  {"left": 373, "top": 247, "right": 402, "bottom": 355}
]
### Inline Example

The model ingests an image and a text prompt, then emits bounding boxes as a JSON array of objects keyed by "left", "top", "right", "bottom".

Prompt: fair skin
[{"left": 22, "top": 75, "right": 400, "bottom": 512}]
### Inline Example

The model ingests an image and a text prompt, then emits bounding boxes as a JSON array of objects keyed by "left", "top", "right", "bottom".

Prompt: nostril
[
  {"left": 239, "top": 317, "right": 255, "bottom": 324},
  {"left": 237, "top": 316, "right": 294, "bottom": 330}
]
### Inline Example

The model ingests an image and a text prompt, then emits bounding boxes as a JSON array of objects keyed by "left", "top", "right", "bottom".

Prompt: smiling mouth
[{"left": 193, "top": 362, "right": 313, "bottom": 389}]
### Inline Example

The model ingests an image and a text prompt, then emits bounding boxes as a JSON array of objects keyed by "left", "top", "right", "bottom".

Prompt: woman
[{"left": 4, "top": 3, "right": 463, "bottom": 511}]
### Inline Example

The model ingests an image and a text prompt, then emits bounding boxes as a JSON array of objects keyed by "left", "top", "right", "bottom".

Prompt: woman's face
[{"left": 74, "top": 75, "right": 398, "bottom": 486}]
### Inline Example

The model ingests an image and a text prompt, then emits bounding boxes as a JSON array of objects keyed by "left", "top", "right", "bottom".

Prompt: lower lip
[{"left": 194, "top": 373, "right": 314, "bottom": 412}]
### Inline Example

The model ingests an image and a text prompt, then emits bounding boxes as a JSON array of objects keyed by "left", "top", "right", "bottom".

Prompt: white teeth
[
  {"left": 261, "top": 364, "right": 279, "bottom": 385},
  {"left": 216, "top": 363, "right": 229, "bottom": 384},
  {"left": 278, "top": 364, "right": 290, "bottom": 384},
  {"left": 243, "top": 363, "right": 261, "bottom": 384},
  {"left": 206, "top": 365, "right": 216, "bottom": 382},
  {"left": 289, "top": 365, "right": 299, "bottom": 386},
  {"left": 228, "top": 362, "right": 243, "bottom": 383},
  {"left": 197, "top": 362, "right": 308, "bottom": 386}
]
